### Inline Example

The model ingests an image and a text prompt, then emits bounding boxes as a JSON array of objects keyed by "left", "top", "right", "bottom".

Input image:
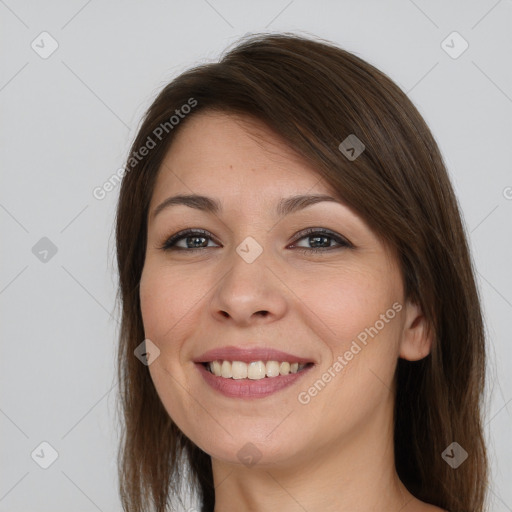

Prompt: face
[{"left": 140, "top": 111, "right": 412, "bottom": 468}]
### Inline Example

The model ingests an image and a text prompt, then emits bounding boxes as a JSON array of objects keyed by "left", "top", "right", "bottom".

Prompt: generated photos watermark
[
  {"left": 93, "top": 97, "right": 198, "bottom": 200},
  {"left": 297, "top": 301, "right": 403, "bottom": 405}
]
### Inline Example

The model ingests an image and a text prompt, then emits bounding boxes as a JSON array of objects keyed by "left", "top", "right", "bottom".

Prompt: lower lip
[{"left": 195, "top": 363, "right": 313, "bottom": 399}]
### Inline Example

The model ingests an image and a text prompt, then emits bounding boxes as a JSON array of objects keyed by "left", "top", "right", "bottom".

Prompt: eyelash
[{"left": 158, "top": 227, "right": 353, "bottom": 255}]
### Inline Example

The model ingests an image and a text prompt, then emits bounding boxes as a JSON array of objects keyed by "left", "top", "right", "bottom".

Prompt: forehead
[{"left": 152, "top": 111, "right": 333, "bottom": 197}]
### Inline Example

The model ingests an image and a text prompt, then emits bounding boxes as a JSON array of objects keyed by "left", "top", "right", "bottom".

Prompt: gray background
[{"left": 1, "top": 1, "right": 511, "bottom": 510}]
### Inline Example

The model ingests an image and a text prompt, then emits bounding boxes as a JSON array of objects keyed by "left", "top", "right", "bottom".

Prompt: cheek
[
  {"left": 294, "top": 265, "right": 401, "bottom": 351},
  {"left": 293, "top": 266, "right": 403, "bottom": 408},
  {"left": 139, "top": 263, "right": 208, "bottom": 437},
  {"left": 139, "top": 263, "right": 203, "bottom": 346}
]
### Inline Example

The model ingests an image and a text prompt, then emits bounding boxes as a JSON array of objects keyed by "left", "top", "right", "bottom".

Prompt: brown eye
[
  {"left": 160, "top": 229, "right": 220, "bottom": 251},
  {"left": 289, "top": 228, "right": 353, "bottom": 254}
]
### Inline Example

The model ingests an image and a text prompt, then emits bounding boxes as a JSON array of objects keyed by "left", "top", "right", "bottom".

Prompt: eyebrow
[{"left": 151, "top": 193, "right": 342, "bottom": 220}]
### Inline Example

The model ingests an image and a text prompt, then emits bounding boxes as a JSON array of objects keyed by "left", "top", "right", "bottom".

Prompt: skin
[{"left": 140, "top": 111, "right": 446, "bottom": 512}]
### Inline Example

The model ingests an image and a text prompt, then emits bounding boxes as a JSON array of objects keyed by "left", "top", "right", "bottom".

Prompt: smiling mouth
[{"left": 202, "top": 360, "right": 314, "bottom": 380}]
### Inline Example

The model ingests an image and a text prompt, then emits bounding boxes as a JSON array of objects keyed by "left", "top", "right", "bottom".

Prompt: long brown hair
[{"left": 115, "top": 32, "right": 488, "bottom": 512}]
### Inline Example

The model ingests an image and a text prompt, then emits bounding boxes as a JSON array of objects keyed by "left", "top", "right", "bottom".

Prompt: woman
[{"left": 115, "top": 33, "right": 488, "bottom": 512}]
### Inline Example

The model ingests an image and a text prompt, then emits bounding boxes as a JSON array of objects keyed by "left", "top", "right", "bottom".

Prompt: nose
[{"left": 208, "top": 243, "right": 288, "bottom": 326}]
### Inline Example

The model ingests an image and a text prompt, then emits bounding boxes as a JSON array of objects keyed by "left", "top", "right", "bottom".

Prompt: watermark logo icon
[
  {"left": 32, "top": 237, "right": 58, "bottom": 263},
  {"left": 237, "top": 442, "right": 262, "bottom": 467},
  {"left": 236, "top": 236, "right": 263, "bottom": 264},
  {"left": 31, "top": 441, "right": 59, "bottom": 469},
  {"left": 134, "top": 339, "right": 161, "bottom": 366},
  {"left": 338, "top": 134, "right": 365, "bottom": 161},
  {"left": 441, "top": 31, "right": 469, "bottom": 59},
  {"left": 31, "top": 32, "right": 59, "bottom": 59},
  {"left": 441, "top": 442, "right": 468, "bottom": 468}
]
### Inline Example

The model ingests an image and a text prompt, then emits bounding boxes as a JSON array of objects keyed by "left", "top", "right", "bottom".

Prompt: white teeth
[
  {"left": 221, "top": 360, "right": 232, "bottom": 378},
  {"left": 207, "top": 360, "right": 308, "bottom": 379},
  {"left": 279, "top": 362, "right": 290, "bottom": 375},
  {"left": 248, "top": 361, "right": 266, "bottom": 380},
  {"left": 266, "top": 360, "right": 280, "bottom": 377},
  {"left": 211, "top": 360, "right": 222, "bottom": 376},
  {"left": 232, "top": 361, "right": 248, "bottom": 380}
]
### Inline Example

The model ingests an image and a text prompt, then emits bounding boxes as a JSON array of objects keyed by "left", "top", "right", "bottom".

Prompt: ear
[{"left": 398, "top": 300, "right": 433, "bottom": 361}]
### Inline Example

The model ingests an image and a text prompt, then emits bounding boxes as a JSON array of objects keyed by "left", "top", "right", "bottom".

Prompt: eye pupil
[
  {"left": 310, "top": 236, "right": 330, "bottom": 248},
  {"left": 188, "top": 236, "right": 207, "bottom": 248}
]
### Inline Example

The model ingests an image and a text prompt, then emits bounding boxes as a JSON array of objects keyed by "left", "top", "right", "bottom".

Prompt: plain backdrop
[{"left": 1, "top": 1, "right": 511, "bottom": 511}]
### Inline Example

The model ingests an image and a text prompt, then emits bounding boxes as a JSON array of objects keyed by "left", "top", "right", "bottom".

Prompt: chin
[{"left": 188, "top": 423, "right": 310, "bottom": 468}]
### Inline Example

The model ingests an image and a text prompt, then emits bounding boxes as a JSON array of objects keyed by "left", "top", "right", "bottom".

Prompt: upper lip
[{"left": 193, "top": 346, "right": 315, "bottom": 364}]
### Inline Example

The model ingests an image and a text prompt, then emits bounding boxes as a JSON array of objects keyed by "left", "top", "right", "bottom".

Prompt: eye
[
  {"left": 159, "top": 229, "right": 220, "bottom": 251},
  {"left": 159, "top": 227, "right": 353, "bottom": 253},
  {"left": 289, "top": 228, "right": 353, "bottom": 254}
]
